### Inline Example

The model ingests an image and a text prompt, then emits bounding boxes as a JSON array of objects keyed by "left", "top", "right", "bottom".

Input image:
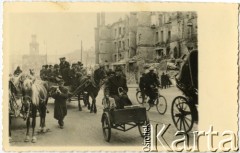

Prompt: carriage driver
[{"left": 104, "top": 66, "right": 132, "bottom": 109}]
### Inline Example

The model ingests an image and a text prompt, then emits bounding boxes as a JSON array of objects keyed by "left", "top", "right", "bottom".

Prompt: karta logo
[{"left": 142, "top": 124, "right": 238, "bottom": 152}]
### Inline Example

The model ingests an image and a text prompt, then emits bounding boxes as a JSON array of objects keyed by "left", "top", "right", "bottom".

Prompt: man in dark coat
[
  {"left": 51, "top": 78, "right": 69, "bottom": 129},
  {"left": 59, "top": 57, "right": 70, "bottom": 85},
  {"left": 52, "top": 64, "right": 60, "bottom": 83},
  {"left": 161, "top": 72, "right": 167, "bottom": 89},
  {"left": 139, "top": 73, "right": 146, "bottom": 103},
  {"left": 144, "top": 66, "right": 160, "bottom": 106},
  {"left": 104, "top": 66, "right": 132, "bottom": 109}
]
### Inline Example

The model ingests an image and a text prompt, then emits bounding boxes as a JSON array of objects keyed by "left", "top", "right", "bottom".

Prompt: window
[
  {"left": 119, "top": 27, "right": 121, "bottom": 35},
  {"left": 168, "top": 31, "right": 171, "bottom": 42},
  {"left": 155, "top": 32, "right": 159, "bottom": 43},
  {"left": 115, "top": 29, "right": 117, "bottom": 37},
  {"left": 114, "top": 42, "right": 117, "bottom": 50},
  {"left": 123, "top": 27, "right": 125, "bottom": 34},
  {"left": 119, "top": 41, "right": 121, "bottom": 49},
  {"left": 123, "top": 41, "right": 125, "bottom": 50},
  {"left": 138, "top": 34, "right": 141, "bottom": 43},
  {"left": 161, "top": 31, "right": 164, "bottom": 42},
  {"left": 128, "top": 39, "right": 130, "bottom": 47}
]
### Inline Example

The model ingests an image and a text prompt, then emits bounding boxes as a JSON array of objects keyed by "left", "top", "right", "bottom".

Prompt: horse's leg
[
  {"left": 31, "top": 106, "right": 37, "bottom": 143},
  {"left": 24, "top": 117, "right": 30, "bottom": 142},
  {"left": 86, "top": 94, "right": 91, "bottom": 110},
  {"left": 41, "top": 103, "right": 48, "bottom": 133},
  {"left": 93, "top": 98, "right": 97, "bottom": 114},
  {"left": 90, "top": 98, "right": 93, "bottom": 113}
]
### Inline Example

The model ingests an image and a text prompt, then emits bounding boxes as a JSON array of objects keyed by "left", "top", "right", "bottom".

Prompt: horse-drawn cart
[{"left": 101, "top": 98, "right": 149, "bottom": 142}]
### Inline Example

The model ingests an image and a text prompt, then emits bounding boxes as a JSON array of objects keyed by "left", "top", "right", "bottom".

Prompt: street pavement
[{"left": 10, "top": 85, "right": 197, "bottom": 149}]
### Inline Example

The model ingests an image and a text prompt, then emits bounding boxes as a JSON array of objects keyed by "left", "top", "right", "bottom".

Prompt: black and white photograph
[{"left": 3, "top": 2, "right": 238, "bottom": 152}]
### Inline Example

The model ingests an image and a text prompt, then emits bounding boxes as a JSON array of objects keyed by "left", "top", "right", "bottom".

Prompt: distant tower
[
  {"left": 29, "top": 34, "right": 39, "bottom": 55},
  {"left": 100, "top": 12, "right": 105, "bottom": 26}
]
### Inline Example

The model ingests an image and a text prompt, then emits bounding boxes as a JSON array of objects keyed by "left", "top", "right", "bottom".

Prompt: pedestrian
[
  {"left": 139, "top": 73, "right": 146, "bottom": 103},
  {"left": 161, "top": 72, "right": 166, "bottom": 89},
  {"left": 51, "top": 76, "right": 69, "bottom": 129}
]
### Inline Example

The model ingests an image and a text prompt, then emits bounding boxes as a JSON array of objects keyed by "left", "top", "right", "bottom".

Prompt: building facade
[{"left": 95, "top": 12, "right": 198, "bottom": 83}]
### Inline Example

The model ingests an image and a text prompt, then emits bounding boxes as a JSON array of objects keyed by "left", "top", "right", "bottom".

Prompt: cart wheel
[
  {"left": 156, "top": 95, "right": 167, "bottom": 115},
  {"left": 138, "top": 120, "right": 150, "bottom": 137},
  {"left": 102, "top": 114, "right": 111, "bottom": 142},
  {"left": 171, "top": 96, "right": 194, "bottom": 133}
]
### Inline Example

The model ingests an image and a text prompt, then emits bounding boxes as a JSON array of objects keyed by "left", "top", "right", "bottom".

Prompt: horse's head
[
  {"left": 93, "top": 68, "right": 107, "bottom": 86},
  {"left": 21, "top": 78, "right": 33, "bottom": 105}
]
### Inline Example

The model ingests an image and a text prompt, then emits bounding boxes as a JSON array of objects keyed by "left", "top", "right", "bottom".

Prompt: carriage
[
  {"left": 48, "top": 79, "right": 90, "bottom": 111},
  {"left": 101, "top": 96, "right": 149, "bottom": 142},
  {"left": 171, "top": 50, "right": 198, "bottom": 133}
]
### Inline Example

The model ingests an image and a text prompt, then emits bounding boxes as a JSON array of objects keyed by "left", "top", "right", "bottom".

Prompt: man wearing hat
[
  {"left": 59, "top": 57, "right": 70, "bottom": 85},
  {"left": 104, "top": 66, "right": 132, "bottom": 109},
  {"left": 144, "top": 66, "right": 160, "bottom": 106},
  {"left": 51, "top": 76, "right": 69, "bottom": 129}
]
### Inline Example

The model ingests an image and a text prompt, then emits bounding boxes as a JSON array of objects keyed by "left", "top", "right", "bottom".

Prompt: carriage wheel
[
  {"left": 171, "top": 96, "right": 194, "bottom": 133},
  {"left": 156, "top": 95, "right": 167, "bottom": 115},
  {"left": 102, "top": 114, "right": 111, "bottom": 142}
]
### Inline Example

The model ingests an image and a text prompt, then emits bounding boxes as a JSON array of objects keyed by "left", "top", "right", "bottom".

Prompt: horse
[
  {"left": 11, "top": 73, "right": 49, "bottom": 143},
  {"left": 75, "top": 67, "right": 106, "bottom": 113}
]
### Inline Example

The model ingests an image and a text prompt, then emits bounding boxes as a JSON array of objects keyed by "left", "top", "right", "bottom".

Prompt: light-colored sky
[{"left": 8, "top": 12, "right": 127, "bottom": 56}]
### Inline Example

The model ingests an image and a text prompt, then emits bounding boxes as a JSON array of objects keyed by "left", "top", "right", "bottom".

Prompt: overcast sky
[{"left": 8, "top": 12, "right": 127, "bottom": 56}]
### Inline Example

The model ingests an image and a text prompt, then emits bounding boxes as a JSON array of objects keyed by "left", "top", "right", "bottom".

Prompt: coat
[
  {"left": 52, "top": 86, "right": 68, "bottom": 120},
  {"left": 104, "top": 75, "right": 128, "bottom": 96},
  {"left": 144, "top": 72, "right": 160, "bottom": 90}
]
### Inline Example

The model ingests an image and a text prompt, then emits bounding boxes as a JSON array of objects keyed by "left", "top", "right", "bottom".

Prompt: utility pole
[
  {"left": 81, "top": 40, "right": 82, "bottom": 62},
  {"left": 44, "top": 41, "right": 48, "bottom": 64}
]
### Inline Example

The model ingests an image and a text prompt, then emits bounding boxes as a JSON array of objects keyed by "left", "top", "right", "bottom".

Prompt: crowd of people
[{"left": 40, "top": 57, "right": 90, "bottom": 87}]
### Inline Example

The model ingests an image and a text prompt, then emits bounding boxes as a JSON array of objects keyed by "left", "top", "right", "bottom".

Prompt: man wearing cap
[
  {"left": 104, "top": 66, "right": 132, "bottom": 109},
  {"left": 51, "top": 77, "right": 68, "bottom": 129},
  {"left": 144, "top": 66, "right": 160, "bottom": 106}
]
